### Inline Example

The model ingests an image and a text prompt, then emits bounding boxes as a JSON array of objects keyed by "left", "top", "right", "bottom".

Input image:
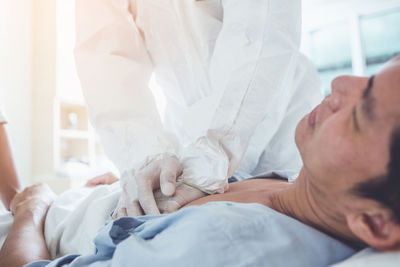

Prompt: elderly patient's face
[
  {"left": 295, "top": 57, "right": 400, "bottom": 248},
  {"left": 297, "top": 60, "right": 400, "bottom": 195}
]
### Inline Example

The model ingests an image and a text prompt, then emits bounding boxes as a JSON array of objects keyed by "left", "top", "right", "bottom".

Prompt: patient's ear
[{"left": 346, "top": 209, "right": 400, "bottom": 251}]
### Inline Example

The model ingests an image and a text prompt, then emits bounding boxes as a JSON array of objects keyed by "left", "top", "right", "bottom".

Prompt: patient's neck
[{"left": 269, "top": 169, "right": 359, "bottom": 245}]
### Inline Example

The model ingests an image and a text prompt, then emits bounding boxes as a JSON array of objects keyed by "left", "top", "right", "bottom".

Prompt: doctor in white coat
[{"left": 74, "top": 0, "right": 322, "bottom": 217}]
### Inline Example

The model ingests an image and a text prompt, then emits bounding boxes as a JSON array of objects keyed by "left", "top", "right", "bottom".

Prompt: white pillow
[{"left": 330, "top": 248, "right": 400, "bottom": 267}]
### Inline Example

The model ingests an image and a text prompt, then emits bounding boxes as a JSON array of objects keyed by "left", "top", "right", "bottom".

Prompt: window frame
[{"left": 302, "top": 0, "right": 400, "bottom": 79}]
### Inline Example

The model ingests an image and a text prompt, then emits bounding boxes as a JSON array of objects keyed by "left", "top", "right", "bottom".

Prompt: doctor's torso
[
  {"left": 134, "top": 0, "right": 223, "bottom": 103},
  {"left": 128, "top": 0, "right": 321, "bottom": 178},
  {"left": 131, "top": 1, "right": 226, "bottom": 143}
]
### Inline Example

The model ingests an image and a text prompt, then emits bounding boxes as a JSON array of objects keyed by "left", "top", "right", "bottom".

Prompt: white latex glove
[
  {"left": 114, "top": 182, "right": 206, "bottom": 218},
  {"left": 113, "top": 153, "right": 205, "bottom": 218}
]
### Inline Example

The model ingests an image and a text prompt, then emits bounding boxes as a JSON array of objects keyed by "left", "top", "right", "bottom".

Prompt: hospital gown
[{"left": 26, "top": 202, "right": 355, "bottom": 267}]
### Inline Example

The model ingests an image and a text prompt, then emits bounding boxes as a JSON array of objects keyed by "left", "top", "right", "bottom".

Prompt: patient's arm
[
  {"left": 85, "top": 172, "right": 119, "bottom": 187},
  {"left": 0, "top": 123, "right": 22, "bottom": 210},
  {"left": 0, "top": 184, "right": 56, "bottom": 267}
]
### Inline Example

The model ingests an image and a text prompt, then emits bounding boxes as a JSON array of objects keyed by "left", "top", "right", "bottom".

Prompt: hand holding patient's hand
[
  {"left": 134, "top": 153, "right": 183, "bottom": 214},
  {"left": 154, "top": 183, "right": 206, "bottom": 214},
  {"left": 113, "top": 183, "right": 206, "bottom": 218},
  {"left": 112, "top": 153, "right": 209, "bottom": 219},
  {"left": 113, "top": 153, "right": 183, "bottom": 218},
  {"left": 10, "top": 183, "right": 56, "bottom": 224}
]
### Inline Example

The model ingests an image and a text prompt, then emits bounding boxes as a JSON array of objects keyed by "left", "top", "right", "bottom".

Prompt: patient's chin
[{"left": 294, "top": 117, "right": 308, "bottom": 151}]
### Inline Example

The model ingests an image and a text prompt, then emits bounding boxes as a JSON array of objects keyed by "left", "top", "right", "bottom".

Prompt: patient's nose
[
  {"left": 326, "top": 93, "right": 341, "bottom": 113},
  {"left": 330, "top": 75, "right": 359, "bottom": 111},
  {"left": 327, "top": 80, "right": 344, "bottom": 113},
  {"left": 331, "top": 76, "right": 350, "bottom": 96},
  {"left": 331, "top": 96, "right": 341, "bottom": 112}
]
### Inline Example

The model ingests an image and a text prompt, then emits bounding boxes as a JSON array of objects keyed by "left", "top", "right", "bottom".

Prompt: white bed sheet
[
  {"left": 0, "top": 183, "right": 121, "bottom": 258},
  {"left": 330, "top": 247, "right": 400, "bottom": 267}
]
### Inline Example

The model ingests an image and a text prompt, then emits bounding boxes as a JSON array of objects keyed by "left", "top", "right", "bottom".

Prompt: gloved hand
[
  {"left": 135, "top": 153, "right": 182, "bottom": 214},
  {"left": 113, "top": 182, "right": 206, "bottom": 218},
  {"left": 113, "top": 153, "right": 206, "bottom": 218}
]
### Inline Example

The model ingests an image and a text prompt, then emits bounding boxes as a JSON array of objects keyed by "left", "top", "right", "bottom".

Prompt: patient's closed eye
[{"left": 352, "top": 106, "right": 361, "bottom": 132}]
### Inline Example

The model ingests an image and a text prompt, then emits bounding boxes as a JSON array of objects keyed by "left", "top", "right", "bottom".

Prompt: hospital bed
[
  {"left": 331, "top": 247, "right": 400, "bottom": 267},
  {"left": 1, "top": 183, "right": 399, "bottom": 267}
]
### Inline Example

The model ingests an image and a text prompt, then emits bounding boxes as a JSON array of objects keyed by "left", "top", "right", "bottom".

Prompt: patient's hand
[
  {"left": 0, "top": 183, "right": 56, "bottom": 267},
  {"left": 85, "top": 172, "right": 119, "bottom": 187},
  {"left": 10, "top": 183, "right": 56, "bottom": 224},
  {"left": 154, "top": 183, "right": 206, "bottom": 214}
]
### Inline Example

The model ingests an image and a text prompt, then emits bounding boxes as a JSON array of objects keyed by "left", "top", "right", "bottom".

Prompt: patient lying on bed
[{"left": 1, "top": 56, "right": 400, "bottom": 267}]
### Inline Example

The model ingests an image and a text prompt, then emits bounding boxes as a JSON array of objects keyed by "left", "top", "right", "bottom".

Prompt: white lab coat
[{"left": 75, "top": 0, "right": 321, "bottom": 194}]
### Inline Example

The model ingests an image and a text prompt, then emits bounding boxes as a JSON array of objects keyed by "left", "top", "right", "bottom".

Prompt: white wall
[
  {"left": 0, "top": 0, "right": 33, "bottom": 185},
  {"left": 32, "top": 0, "right": 57, "bottom": 182},
  {"left": 56, "top": 0, "right": 84, "bottom": 103}
]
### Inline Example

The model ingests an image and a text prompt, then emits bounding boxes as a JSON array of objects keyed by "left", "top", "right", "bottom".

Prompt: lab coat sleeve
[
  {"left": 74, "top": 0, "right": 179, "bottom": 178},
  {"left": 179, "top": 0, "right": 303, "bottom": 194}
]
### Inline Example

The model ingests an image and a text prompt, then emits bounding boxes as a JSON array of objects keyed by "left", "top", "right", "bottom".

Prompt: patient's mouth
[{"left": 308, "top": 105, "right": 319, "bottom": 129}]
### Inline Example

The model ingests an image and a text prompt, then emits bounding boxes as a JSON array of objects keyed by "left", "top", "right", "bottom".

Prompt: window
[
  {"left": 308, "top": 22, "right": 353, "bottom": 96},
  {"left": 302, "top": 3, "right": 400, "bottom": 96},
  {"left": 360, "top": 8, "right": 400, "bottom": 75}
]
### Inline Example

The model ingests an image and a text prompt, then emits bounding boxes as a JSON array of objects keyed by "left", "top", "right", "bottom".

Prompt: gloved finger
[
  {"left": 112, "top": 197, "right": 128, "bottom": 219},
  {"left": 112, "top": 206, "right": 127, "bottom": 219},
  {"left": 158, "top": 199, "right": 181, "bottom": 214},
  {"left": 136, "top": 174, "right": 160, "bottom": 215},
  {"left": 160, "top": 158, "right": 182, "bottom": 197},
  {"left": 153, "top": 189, "right": 179, "bottom": 214},
  {"left": 126, "top": 200, "right": 144, "bottom": 217},
  {"left": 158, "top": 184, "right": 207, "bottom": 214},
  {"left": 160, "top": 169, "right": 177, "bottom": 197}
]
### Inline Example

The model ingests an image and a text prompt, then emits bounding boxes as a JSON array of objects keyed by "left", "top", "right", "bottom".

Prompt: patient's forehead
[{"left": 374, "top": 60, "right": 400, "bottom": 126}]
